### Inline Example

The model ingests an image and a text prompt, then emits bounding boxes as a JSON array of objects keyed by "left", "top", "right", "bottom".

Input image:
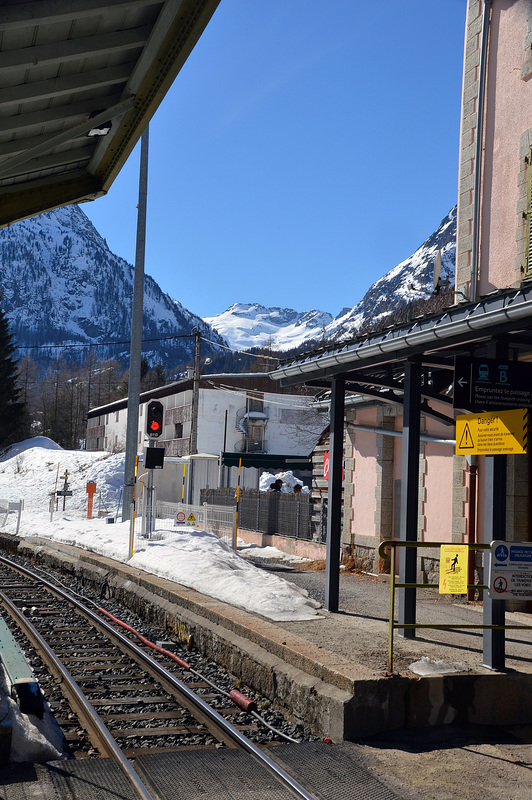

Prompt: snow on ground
[
  {"left": 0, "top": 668, "right": 65, "bottom": 762},
  {"left": 0, "top": 439, "right": 320, "bottom": 622}
]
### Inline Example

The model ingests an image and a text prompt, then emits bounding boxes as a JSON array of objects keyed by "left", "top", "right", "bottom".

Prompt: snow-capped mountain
[
  {"left": 0, "top": 205, "right": 225, "bottom": 369},
  {"left": 205, "top": 208, "right": 456, "bottom": 351},
  {"left": 1, "top": 203, "right": 456, "bottom": 368},
  {"left": 204, "top": 303, "right": 333, "bottom": 351},
  {"left": 325, "top": 207, "right": 456, "bottom": 341}
]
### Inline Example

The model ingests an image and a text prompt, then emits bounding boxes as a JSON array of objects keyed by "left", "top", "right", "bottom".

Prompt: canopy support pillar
[
  {"left": 398, "top": 359, "right": 422, "bottom": 638},
  {"left": 325, "top": 374, "right": 345, "bottom": 612}
]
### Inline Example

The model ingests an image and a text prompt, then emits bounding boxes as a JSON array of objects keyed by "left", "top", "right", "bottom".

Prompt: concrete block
[
  {"left": 463, "top": 82, "right": 479, "bottom": 106},
  {"left": 462, "top": 111, "right": 478, "bottom": 133},
  {"left": 467, "top": 14, "right": 483, "bottom": 38},
  {"left": 465, "top": 32, "right": 480, "bottom": 59},
  {"left": 462, "top": 67, "right": 478, "bottom": 91},
  {"left": 464, "top": 48, "right": 480, "bottom": 70},
  {"left": 459, "top": 172, "right": 475, "bottom": 194},
  {"left": 452, "top": 517, "right": 467, "bottom": 536}
]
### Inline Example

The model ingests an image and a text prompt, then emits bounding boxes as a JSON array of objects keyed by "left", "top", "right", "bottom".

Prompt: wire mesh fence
[
  {"left": 146, "top": 500, "right": 236, "bottom": 546},
  {"left": 200, "top": 489, "right": 328, "bottom": 543}
]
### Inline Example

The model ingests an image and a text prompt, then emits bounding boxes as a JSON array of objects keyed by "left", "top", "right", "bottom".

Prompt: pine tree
[{"left": 0, "top": 298, "right": 24, "bottom": 449}]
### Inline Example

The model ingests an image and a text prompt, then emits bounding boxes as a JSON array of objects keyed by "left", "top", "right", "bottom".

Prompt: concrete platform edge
[{"left": 3, "top": 533, "right": 532, "bottom": 741}]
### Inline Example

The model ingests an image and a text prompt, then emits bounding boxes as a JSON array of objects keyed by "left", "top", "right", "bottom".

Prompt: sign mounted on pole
[
  {"left": 489, "top": 540, "right": 532, "bottom": 600},
  {"left": 454, "top": 356, "right": 532, "bottom": 411},
  {"left": 455, "top": 409, "right": 528, "bottom": 455},
  {"left": 439, "top": 544, "right": 468, "bottom": 595}
]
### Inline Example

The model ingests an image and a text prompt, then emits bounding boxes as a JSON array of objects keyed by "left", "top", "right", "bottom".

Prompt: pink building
[
  {"left": 457, "top": 0, "right": 532, "bottom": 298},
  {"left": 274, "top": 0, "right": 532, "bottom": 622}
]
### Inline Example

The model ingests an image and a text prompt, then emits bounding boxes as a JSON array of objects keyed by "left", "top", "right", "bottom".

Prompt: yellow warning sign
[
  {"left": 455, "top": 409, "right": 528, "bottom": 455},
  {"left": 186, "top": 512, "right": 196, "bottom": 527},
  {"left": 439, "top": 544, "right": 469, "bottom": 595}
]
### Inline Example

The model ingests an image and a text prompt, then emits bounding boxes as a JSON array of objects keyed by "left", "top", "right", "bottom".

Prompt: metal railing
[
  {"left": 153, "top": 501, "right": 236, "bottom": 547},
  {"left": 378, "top": 539, "right": 532, "bottom": 674},
  {"left": 0, "top": 498, "right": 23, "bottom": 535}
]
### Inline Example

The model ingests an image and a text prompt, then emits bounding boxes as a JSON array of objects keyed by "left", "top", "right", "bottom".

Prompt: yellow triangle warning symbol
[{"left": 459, "top": 423, "right": 474, "bottom": 449}]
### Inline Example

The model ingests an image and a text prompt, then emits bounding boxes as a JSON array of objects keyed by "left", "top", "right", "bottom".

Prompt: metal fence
[
  {"left": 0, "top": 498, "right": 23, "bottom": 535},
  {"left": 148, "top": 500, "right": 236, "bottom": 546},
  {"left": 201, "top": 489, "right": 328, "bottom": 543}
]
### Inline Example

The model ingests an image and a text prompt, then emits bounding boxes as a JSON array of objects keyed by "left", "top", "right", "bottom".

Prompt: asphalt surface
[{"left": 247, "top": 559, "right": 532, "bottom": 675}]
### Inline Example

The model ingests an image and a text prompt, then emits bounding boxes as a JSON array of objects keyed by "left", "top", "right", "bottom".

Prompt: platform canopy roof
[
  {"left": 270, "top": 285, "right": 532, "bottom": 425},
  {"left": 0, "top": 0, "right": 220, "bottom": 227}
]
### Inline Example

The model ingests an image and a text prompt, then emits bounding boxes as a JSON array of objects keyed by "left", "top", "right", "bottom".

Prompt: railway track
[{"left": 0, "top": 555, "right": 318, "bottom": 800}]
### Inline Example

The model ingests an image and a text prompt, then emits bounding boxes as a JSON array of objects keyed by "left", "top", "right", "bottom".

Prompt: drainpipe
[
  {"left": 470, "top": 0, "right": 492, "bottom": 302},
  {"left": 466, "top": 455, "right": 478, "bottom": 601},
  {"left": 347, "top": 423, "right": 455, "bottom": 447}
]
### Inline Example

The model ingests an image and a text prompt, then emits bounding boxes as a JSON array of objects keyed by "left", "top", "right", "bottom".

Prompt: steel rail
[
  {"left": 0, "top": 555, "right": 319, "bottom": 800},
  {"left": 0, "top": 588, "right": 157, "bottom": 800}
]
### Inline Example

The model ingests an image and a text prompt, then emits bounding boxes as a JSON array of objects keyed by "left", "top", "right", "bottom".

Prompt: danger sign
[
  {"left": 456, "top": 409, "right": 528, "bottom": 455},
  {"left": 439, "top": 544, "right": 468, "bottom": 595}
]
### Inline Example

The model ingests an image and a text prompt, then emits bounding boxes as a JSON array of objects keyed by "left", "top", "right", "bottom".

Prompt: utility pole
[
  {"left": 122, "top": 126, "right": 149, "bottom": 521},
  {"left": 189, "top": 330, "right": 201, "bottom": 455}
]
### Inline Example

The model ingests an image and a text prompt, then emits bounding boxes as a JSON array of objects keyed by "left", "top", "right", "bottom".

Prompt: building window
[
  {"left": 115, "top": 411, "right": 119, "bottom": 422},
  {"left": 246, "top": 393, "right": 264, "bottom": 413},
  {"left": 175, "top": 422, "right": 183, "bottom": 439}
]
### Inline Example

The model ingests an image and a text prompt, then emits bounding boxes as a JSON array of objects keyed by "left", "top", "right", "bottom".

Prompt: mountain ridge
[
  {"left": 0, "top": 205, "right": 226, "bottom": 371},
  {"left": 205, "top": 207, "right": 456, "bottom": 351},
  {"left": 0, "top": 204, "right": 457, "bottom": 369}
]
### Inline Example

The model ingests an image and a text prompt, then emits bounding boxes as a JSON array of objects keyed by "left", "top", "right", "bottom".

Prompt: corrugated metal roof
[{"left": 0, "top": 0, "right": 220, "bottom": 226}]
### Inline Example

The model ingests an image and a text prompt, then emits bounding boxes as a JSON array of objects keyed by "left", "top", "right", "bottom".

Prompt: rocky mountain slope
[
  {"left": 0, "top": 205, "right": 225, "bottom": 370},
  {"left": 1, "top": 204, "right": 456, "bottom": 367},
  {"left": 325, "top": 207, "right": 456, "bottom": 341},
  {"left": 205, "top": 208, "right": 456, "bottom": 350}
]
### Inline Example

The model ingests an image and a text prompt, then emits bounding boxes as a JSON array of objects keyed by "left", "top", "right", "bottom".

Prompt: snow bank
[{"left": 0, "top": 440, "right": 320, "bottom": 622}]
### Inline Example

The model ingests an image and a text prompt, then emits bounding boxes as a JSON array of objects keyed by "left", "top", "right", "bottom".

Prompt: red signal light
[{"left": 146, "top": 400, "right": 164, "bottom": 438}]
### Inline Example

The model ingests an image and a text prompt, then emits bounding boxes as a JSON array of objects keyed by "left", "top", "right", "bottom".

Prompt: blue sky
[{"left": 83, "top": 0, "right": 467, "bottom": 320}]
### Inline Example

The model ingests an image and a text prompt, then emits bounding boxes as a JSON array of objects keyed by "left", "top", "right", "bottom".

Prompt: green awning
[{"left": 221, "top": 452, "right": 313, "bottom": 471}]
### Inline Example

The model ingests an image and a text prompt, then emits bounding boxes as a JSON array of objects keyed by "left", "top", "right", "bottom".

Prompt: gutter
[
  {"left": 470, "top": 0, "right": 492, "bottom": 301},
  {"left": 271, "top": 287, "right": 532, "bottom": 382}
]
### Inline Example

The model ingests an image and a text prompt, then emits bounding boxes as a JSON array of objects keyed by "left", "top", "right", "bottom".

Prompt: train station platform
[{"left": 2, "top": 531, "right": 532, "bottom": 744}]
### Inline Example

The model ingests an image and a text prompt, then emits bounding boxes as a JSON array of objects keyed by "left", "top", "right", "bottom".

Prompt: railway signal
[{"left": 146, "top": 400, "right": 164, "bottom": 439}]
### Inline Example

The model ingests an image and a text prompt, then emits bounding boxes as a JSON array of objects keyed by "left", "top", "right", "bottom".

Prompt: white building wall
[
  {"left": 197, "top": 388, "right": 243, "bottom": 454},
  {"left": 266, "top": 393, "right": 326, "bottom": 455},
  {"left": 103, "top": 408, "right": 127, "bottom": 452},
  {"left": 196, "top": 388, "right": 326, "bottom": 456},
  {"left": 90, "top": 385, "right": 326, "bottom": 458}
]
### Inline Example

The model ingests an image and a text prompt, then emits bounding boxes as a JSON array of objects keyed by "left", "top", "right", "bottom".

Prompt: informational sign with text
[
  {"left": 456, "top": 409, "right": 528, "bottom": 455},
  {"left": 489, "top": 540, "right": 532, "bottom": 600}
]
